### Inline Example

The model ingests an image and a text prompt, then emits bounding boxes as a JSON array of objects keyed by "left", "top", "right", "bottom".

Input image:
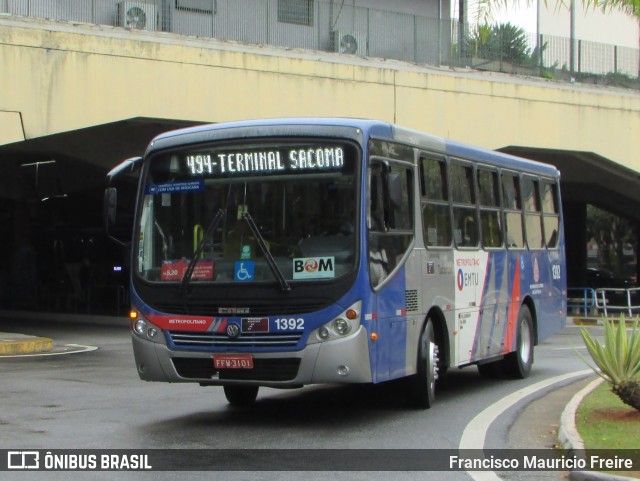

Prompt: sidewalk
[
  {"left": 0, "top": 331, "right": 53, "bottom": 355},
  {"left": 0, "top": 309, "right": 126, "bottom": 356}
]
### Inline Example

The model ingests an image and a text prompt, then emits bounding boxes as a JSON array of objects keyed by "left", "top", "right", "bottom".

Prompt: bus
[{"left": 104, "top": 118, "right": 566, "bottom": 408}]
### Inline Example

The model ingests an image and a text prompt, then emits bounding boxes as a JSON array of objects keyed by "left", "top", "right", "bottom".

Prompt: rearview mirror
[{"left": 104, "top": 157, "right": 142, "bottom": 247}]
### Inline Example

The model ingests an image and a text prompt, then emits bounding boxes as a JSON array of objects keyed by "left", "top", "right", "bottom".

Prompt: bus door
[
  {"left": 368, "top": 157, "right": 417, "bottom": 382},
  {"left": 453, "top": 251, "right": 489, "bottom": 365}
]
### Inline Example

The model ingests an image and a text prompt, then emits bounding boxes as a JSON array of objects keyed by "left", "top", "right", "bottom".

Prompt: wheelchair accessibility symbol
[{"left": 234, "top": 261, "right": 255, "bottom": 282}]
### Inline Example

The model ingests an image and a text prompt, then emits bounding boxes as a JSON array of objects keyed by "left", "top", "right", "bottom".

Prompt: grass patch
[{"left": 576, "top": 381, "right": 640, "bottom": 477}]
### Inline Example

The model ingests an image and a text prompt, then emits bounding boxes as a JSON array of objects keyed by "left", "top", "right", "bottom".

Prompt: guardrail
[
  {"left": 568, "top": 288, "right": 597, "bottom": 317},
  {"left": 568, "top": 287, "right": 640, "bottom": 318}
]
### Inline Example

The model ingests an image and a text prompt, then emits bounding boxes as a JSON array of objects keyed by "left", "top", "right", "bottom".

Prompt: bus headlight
[
  {"left": 318, "top": 327, "right": 330, "bottom": 340},
  {"left": 309, "top": 301, "right": 361, "bottom": 344},
  {"left": 333, "top": 318, "right": 351, "bottom": 335},
  {"left": 131, "top": 316, "right": 164, "bottom": 343},
  {"left": 133, "top": 319, "right": 147, "bottom": 335}
]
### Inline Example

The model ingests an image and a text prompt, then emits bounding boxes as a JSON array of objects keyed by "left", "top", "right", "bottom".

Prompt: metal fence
[
  {"left": 568, "top": 287, "right": 640, "bottom": 318},
  {"left": 1, "top": 0, "right": 638, "bottom": 88}
]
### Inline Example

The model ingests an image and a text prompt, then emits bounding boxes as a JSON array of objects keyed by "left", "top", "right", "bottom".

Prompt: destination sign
[{"left": 185, "top": 146, "right": 346, "bottom": 176}]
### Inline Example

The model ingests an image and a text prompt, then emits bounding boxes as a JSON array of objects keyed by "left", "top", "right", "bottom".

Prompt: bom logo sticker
[{"left": 293, "top": 256, "right": 335, "bottom": 280}]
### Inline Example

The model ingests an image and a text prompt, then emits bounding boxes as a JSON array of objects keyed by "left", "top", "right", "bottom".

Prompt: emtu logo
[{"left": 457, "top": 269, "right": 464, "bottom": 291}]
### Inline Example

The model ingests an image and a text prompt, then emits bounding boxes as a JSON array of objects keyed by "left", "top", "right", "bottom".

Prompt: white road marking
[
  {"left": 459, "top": 369, "right": 593, "bottom": 481},
  {"left": 0, "top": 344, "right": 98, "bottom": 358}
]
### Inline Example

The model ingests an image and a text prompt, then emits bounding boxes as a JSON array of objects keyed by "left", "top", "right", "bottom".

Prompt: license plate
[{"left": 213, "top": 354, "right": 254, "bottom": 369}]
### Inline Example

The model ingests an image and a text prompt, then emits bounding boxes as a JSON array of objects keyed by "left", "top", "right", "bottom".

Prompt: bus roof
[{"left": 149, "top": 117, "right": 560, "bottom": 179}]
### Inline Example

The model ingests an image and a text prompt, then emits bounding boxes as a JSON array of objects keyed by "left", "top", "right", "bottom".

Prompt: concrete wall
[
  {"left": 1, "top": 0, "right": 452, "bottom": 65},
  {"left": 1, "top": 15, "right": 639, "bottom": 171}
]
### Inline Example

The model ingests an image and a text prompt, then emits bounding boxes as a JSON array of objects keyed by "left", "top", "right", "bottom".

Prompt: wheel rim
[
  {"left": 428, "top": 341, "right": 439, "bottom": 390},
  {"left": 519, "top": 320, "right": 532, "bottom": 365}
]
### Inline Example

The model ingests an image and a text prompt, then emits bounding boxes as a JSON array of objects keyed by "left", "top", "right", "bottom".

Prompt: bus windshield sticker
[
  {"left": 234, "top": 261, "right": 255, "bottom": 282},
  {"left": 184, "top": 146, "right": 345, "bottom": 177},
  {"left": 161, "top": 259, "right": 214, "bottom": 281},
  {"left": 146, "top": 180, "right": 204, "bottom": 195},
  {"left": 293, "top": 257, "right": 336, "bottom": 280},
  {"left": 240, "top": 245, "right": 252, "bottom": 260}
]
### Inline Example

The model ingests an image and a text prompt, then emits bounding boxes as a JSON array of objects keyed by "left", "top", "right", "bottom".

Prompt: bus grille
[
  {"left": 168, "top": 331, "right": 302, "bottom": 349},
  {"left": 172, "top": 357, "right": 301, "bottom": 381},
  {"left": 153, "top": 300, "right": 329, "bottom": 316}
]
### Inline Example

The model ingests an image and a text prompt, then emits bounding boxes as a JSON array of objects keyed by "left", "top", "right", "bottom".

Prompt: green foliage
[
  {"left": 580, "top": 318, "right": 640, "bottom": 386},
  {"left": 465, "top": 22, "right": 535, "bottom": 64}
]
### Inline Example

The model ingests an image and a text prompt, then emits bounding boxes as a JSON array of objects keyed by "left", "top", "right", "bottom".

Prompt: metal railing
[
  {"left": 1, "top": 0, "right": 638, "bottom": 88},
  {"left": 569, "top": 287, "right": 640, "bottom": 318}
]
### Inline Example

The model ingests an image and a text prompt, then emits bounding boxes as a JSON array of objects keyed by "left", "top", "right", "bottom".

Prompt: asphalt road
[{"left": 0, "top": 318, "right": 597, "bottom": 481}]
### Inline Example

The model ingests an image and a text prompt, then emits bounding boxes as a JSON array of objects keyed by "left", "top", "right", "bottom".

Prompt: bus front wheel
[
  {"left": 503, "top": 305, "right": 534, "bottom": 379},
  {"left": 223, "top": 385, "right": 259, "bottom": 406},
  {"left": 406, "top": 319, "right": 438, "bottom": 409}
]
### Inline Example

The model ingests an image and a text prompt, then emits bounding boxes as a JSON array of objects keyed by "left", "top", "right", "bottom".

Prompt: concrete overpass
[{"left": 1, "top": 15, "right": 639, "bottom": 313}]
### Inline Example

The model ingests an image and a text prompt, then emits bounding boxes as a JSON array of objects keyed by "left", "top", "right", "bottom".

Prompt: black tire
[
  {"left": 223, "top": 385, "right": 259, "bottom": 406},
  {"left": 502, "top": 305, "right": 534, "bottom": 379},
  {"left": 406, "top": 319, "right": 439, "bottom": 409}
]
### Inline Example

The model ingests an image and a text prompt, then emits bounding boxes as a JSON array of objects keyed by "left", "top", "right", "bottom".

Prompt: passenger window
[
  {"left": 502, "top": 174, "right": 524, "bottom": 248},
  {"left": 522, "top": 177, "right": 544, "bottom": 249},
  {"left": 542, "top": 182, "right": 560, "bottom": 248},
  {"left": 420, "top": 156, "right": 451, "bottom": 247},
  {"left": 477, "top": 169, "right": 502, "bottom": 248},
  {"left": 451, "top": 162, "right": 478, "bottom": 247},
  {"left": 369, "top": 159, "right": 414, "bottom": 287}
]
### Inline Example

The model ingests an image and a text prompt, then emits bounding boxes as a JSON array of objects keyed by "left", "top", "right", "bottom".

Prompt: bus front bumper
[{"left": 131, "top": 325, "right": 372, "bottom": 387}]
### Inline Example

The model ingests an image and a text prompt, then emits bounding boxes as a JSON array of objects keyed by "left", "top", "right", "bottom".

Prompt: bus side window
[
  {"left": 451, "top": 161, "right": 478, "bottom": 247},
  {"left": 368, "top": 160, "right": 414, "bottom": 287},
  {"left": 522, "top": 177, "right": 544, "bottom": 249},
  {"left": 420, "top": 156, "right": 451, "bottom": 247},
  {"left": 502, "top": 173, "right": 524, "bottom": 248},
  {"left": 477, "top": 168, "right": 502, "bottom": 248},
  {"left": 542, "top": 182, "right": 560, "bottom": 248}
]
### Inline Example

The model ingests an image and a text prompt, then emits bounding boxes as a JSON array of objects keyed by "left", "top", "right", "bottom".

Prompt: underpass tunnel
[
  {"left": 499, "top": 146, "right": 640, "bottom": 290},
  {"left": 0, "top": 118, "right": 200, "bottom": 316},
  {"left": 1, "top": 124, "right": 639, "bottom": 317}
]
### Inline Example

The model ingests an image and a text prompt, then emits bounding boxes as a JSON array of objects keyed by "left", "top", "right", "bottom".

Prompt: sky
[
  {"left": 492, "top": 2, "right": 538, "bottom": 32},
  {"left": 452, "top": 0, "right": 539, "bottom": 33}
]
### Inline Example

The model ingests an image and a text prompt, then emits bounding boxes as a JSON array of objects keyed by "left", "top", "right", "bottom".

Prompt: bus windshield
[{"left": 136, "top": 140, "right": 359, "bottom": 286}]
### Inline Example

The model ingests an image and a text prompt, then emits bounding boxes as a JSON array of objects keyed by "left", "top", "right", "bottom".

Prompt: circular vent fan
[
  {"left": 125, "top": 6, "right": 147, "bottom": 29},
  {"left": 339, "top": 34, "right": 358, "bottom": 54}
]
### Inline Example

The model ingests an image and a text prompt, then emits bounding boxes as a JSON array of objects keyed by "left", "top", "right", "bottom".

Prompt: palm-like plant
[
  {"left": 580, "top": 318, "right": 640, "bottom": 410},
  {"left": 466, "top": 22, "right": 533, "bottom": 63},
  {"left": 472, "top": 0, "right": 640, "bottom": 76}
]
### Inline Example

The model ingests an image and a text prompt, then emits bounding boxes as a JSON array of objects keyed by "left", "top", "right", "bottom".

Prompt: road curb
[
  {"left": 559, "top": 377, "right": 639, "bottom": 481},
  {"left": 0, "top": 332, "right": 53, "bottom": 356},
  {"left": 571, "top": 317, "right": 600, "bottom": 326}
]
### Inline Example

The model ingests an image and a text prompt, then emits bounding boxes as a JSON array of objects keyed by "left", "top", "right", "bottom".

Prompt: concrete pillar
[{"left": 563, "top": 201, "right": 587, "bottom": 287}]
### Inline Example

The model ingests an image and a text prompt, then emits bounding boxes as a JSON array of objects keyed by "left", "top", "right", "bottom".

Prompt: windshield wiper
[
  {"left": 242, "top": 212, "right": 291, "bottom": 292},
  {"left": 180, "top": 208, "right": 225, "bottom": 294}
]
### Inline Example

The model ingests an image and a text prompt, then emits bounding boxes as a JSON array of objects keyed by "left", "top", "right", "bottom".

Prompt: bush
[{"left": 580, "top": 318, "right": 640, "bottom": 410}]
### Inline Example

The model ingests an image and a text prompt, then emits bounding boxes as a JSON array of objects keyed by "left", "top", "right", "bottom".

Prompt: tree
[
  {"left": 471, "top": 0, "right": 640, "bottom": 76},
  {"left": 466, "top": 22, "right": 533, "bottom": 62},
  {"left": 586, "top": 205, "right": 636, "bottom": 279}
]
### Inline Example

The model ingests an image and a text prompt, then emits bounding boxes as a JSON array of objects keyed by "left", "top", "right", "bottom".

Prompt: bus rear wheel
[
  {"left": 223, "top": 385, "right": 259, "bottom": 406},
  {"left": 503, "top": 305, "right": 534, "bottom": 379},
  {"left": 406, "top": 319, "right": 438, "bottom": 409}
]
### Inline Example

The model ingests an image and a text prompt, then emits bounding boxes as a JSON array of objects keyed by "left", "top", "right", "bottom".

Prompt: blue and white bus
[{"left": 105, "top": 118, "right": 566, "bottom": 407}]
